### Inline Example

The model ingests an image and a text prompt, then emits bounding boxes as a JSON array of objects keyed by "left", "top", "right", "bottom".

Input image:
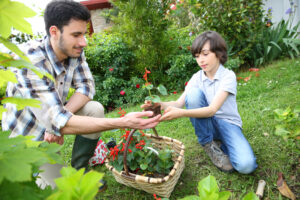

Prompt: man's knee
[{"left": 77, "top": 101, "right": 105, "bottom": 118}]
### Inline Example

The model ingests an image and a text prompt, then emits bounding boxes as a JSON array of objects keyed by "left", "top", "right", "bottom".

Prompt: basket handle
[{"left": 123, "top": 128, "right": 159, "bottom": 176}]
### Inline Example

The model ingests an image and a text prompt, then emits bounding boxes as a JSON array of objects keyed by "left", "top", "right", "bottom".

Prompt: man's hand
[
  {"left": 159, "top": 106, "right": 184, "bottom": 121},
  {"left": 123, "top": 111, "right": 161, "bottom": 129},
  {"left": 44, "top": 132, "right": 64, "bottom": 145}
]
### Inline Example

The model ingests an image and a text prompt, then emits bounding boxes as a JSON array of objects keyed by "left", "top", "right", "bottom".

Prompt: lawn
[{"left": 62, "top": 58, "right": 300, "bottom": 200}]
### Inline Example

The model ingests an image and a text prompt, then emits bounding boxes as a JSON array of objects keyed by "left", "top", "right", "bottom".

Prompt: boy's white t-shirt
[{"left": 185, "top": 64, "right": 242, "bottom": 128}]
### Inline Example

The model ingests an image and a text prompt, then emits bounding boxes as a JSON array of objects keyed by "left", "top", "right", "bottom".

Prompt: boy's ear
[{"left": 49, "top": 26, "right": 60, "bottom": 38}]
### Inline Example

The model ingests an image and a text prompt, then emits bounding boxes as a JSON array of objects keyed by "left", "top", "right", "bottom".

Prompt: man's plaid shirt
[{"left": 2, "top": 37, "right": 95, "bottom": 140}]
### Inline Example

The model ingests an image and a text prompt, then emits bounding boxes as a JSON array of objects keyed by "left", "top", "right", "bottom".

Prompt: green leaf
[
  {"left": 274, "top": 125, "right": 290, "bottom": 136},
  {"left": 242, "top": 192, "right": 259, "bottom": 200},
  {"left": 0, "top": 69, "right": 17, "bottom": 87},
  {"left": 49, "top": 167, "right": 103, "bottom": 200},
  {"left": 179, "top": 195, "right": 200, "bottom": 200},
  {"left": 218, "top": 191, "right": 231, "bottom": 200},
  {"left": 140, "top": 163, "right": 148, "bottom": 170},
  {"left": 0, "top": 0, "right": 36, "bottom": 38},
  {"left": 198, "top": 175, "right": 219, "bottom": 199},
  {"left": 151, "top": 95, "right": 161, "bottom": 103},
  {"left": 1, "top": 97, "right": 41, "bottom": 110},
  {"left": 157, "top": 84, "right": 167, "bottom": 95},
  {"left": 0, "top": 36, "right": 29, "bottom": 62},
  {"left": 0, "top": 147, "right": 44, "bottom": 183},
  {"left": 3, "top": 59, "right": 55, "bottom": 82},
  {"left": 144, "top": 84, "right": 153, "bottom": 90}
]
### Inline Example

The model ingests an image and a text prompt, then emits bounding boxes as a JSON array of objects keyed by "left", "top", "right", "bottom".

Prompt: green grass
[{"left": 62, "top": 58, "right": 300, "bottom": 200}]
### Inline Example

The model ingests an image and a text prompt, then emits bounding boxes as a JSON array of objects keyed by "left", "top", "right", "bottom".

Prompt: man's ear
[{"left": 49, "top": 26, "right": 60, "bottom": 38}]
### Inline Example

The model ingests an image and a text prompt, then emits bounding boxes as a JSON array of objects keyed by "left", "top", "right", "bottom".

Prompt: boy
[{"left": 143, "top": 31, "right": 257, "bottom": 174}]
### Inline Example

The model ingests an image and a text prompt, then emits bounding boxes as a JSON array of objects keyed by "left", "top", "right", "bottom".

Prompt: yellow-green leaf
[
  {"left": 0, "top": 69, "right": 17, "bottom": 87},
  {"left": 0, "top": 36, "right": 29, "bottom": 61},
  {"left": 0, "top": 0, "right": 36, "bottom": 38},
  {"left": 3, "top": 58, "right": 55, "bottom": 82},
  {"left": 1, "top": 97, "right": 41, "bottom": 110}
]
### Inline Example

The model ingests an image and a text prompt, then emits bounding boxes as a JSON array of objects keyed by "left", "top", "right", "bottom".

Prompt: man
[{"left": 2, "top": 0, "right": 160, "bottom": 189}]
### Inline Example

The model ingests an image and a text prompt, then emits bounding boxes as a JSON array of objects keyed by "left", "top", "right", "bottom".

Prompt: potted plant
[{"left": 142, "top": 68, "right": 168, "bottom": 117}]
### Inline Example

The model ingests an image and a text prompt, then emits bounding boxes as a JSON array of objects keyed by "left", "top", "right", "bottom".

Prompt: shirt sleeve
[
  {"left": 185, "top": 71, "right": 201, "bottom": 92},
  {"left": 71, "top": 53, "right": 95, "bottom": 99},
  {"left": 15, "top": 67, "right": 72, "bottom": 136},
  {"left": 219, "top": 71, "right": 237, "bottom": 95}
]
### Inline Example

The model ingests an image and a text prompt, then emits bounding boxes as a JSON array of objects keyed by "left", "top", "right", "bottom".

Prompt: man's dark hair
[
  {"left": 191, "top": 31, "right": 227, "bottom": 65},
  {"left": 44, "top": 0, "right": 91, "bottom": 36}
]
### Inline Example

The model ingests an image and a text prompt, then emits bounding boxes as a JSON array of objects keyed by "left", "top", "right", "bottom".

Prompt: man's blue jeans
[{"left": 185, "top": 88, "right": 257, "bottom": 174}]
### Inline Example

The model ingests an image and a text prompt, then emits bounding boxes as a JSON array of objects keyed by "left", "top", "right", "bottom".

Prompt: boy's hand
[
  {"left": 159, "top": 106, "right": 184, "bottom": 121},
  {"left": 44, "top": 132, "right": 64, "bottom": 145}
]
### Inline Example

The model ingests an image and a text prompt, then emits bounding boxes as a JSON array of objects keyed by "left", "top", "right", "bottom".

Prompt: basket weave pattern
[{"left": 105, "top": 133, "right": 185, "bottom": 198}]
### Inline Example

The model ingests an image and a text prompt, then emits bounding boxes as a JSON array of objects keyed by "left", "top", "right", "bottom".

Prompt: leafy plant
[
  {"left": 143, "top": 68, "right": 167, "bottom": 103},
  {"left": 108, "top": 128, "right": 174, "bottom": 176},
  {"left": 108, "top": 0, "right": 175, "bottom": 84},
  {"left": 251, "top": 3, "right": 300, "bottom": 66},
  {"left": 273, "top": 106, "right": 300, "bottom": 140},
  {"left": 0, "top": 131, "right": 61, "bottom": 200},
  {"left": 179, "top": 175, "right": 259, "bottom": 200},
  {"left": 47, "top": 167, "right": 104, "bottom": 200}
]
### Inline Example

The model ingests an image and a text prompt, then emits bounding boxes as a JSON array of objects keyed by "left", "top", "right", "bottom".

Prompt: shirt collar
[
  {"left": 201, "top": 64, "right": 225, "bottom": 82},
  {"left": 44, "top": 36, "right": 66, "bottom": 76}
]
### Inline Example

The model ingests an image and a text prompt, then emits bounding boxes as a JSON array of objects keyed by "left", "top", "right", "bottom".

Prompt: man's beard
[{"left": 58, "top": 35, "right": 82, "bottom": 58}]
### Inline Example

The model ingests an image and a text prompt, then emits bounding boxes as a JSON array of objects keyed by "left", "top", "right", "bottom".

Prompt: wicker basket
[{"left": 105, "top": 128, "right": 185, "bottom": 198}]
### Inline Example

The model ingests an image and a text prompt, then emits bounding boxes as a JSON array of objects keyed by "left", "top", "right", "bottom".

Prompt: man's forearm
[
  {"left": 60, "top": 111, "right": 161, "bottom": 135},
  {"left": 65, "top": 92, "right": 90, "bottom": 113},
  {"left": 60, "top": 115, "right": 123, "bottom": 135}
]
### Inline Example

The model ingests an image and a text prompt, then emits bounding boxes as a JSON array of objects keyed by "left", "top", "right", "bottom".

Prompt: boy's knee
[
  {"left": 185, "top": 88, "right": 206, "bottom": 108},
  {"left": 233, "top": 157, "right": 257, "bottom": 174}
]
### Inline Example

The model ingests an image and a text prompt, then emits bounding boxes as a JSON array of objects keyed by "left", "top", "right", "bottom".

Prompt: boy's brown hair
[{"left": 191, "top": 31, "right": 227, "bottom": 65}]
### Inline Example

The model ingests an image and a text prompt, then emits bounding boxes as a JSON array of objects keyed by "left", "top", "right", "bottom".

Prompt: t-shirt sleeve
[
  {"left": 219, "top": 71, "right": 237, "bottom": 95},
  {"left": 185, "top": 71, "right": 200, "bottom": 92}
]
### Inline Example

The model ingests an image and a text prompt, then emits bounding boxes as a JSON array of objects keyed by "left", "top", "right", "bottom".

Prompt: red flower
[
  {"left": 109, "top": 67, "right": 114, "bottom": 72},
  {"left": 121, "top": 130, "right": 133, "bottom": 142},
  {"left": 170, "top": 3, "right": 176, "bottom": 10},
  {"left": 237, "top": 77, "right": 243, "bottom": 81},
  {"left": 136, "top": 84, "right": 140, "bottom": 88},
  {"left": 249, "top": 68, "right": 259, "bottom": 72},
  {"left": 118, "top": 108, "right": 126, "bottom": 117},
  {"left": 139, "top": 130, "right": 145, "bottom": 136},
  {"left": 185, "top": 81, "right": 188, "bottom": 86},
  {"left": 244, "top": 76, "right": 251, "bottom": 82},
  {"left": 143, "top": 68, "right": 151, "bottom": 81},
  {"left": 173, "top": 91, "right": 177, "bottom": 94},
  {"left": 135, "top": 140, "right": 146, "bottom": 150},
  {"left": 120, "top": 90, "right": 125, "bottom": 95},
  {"left": 255, "top": 72, "right": 260, "bottom": 77},
  {"left": 109, "top": 145, "right": 120, "bottom": 161}
]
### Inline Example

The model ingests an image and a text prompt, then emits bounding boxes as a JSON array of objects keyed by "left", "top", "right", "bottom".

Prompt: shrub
[
  {"left": 84, "top": 32, "right": 135, "bottom": 80},
  {"left": 177, "top": 0, "right": 265, "bottom": 67},
  {"left": 251, "top": 17, "right": 300, "bottom": 66},
  {"left": 108, "top": 0, "right": 175, "bottom": 84}
]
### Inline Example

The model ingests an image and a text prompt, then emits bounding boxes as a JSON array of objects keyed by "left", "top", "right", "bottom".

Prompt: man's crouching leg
[{"left": 71, "top": 101, "right": 105, "bottom": 171}]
